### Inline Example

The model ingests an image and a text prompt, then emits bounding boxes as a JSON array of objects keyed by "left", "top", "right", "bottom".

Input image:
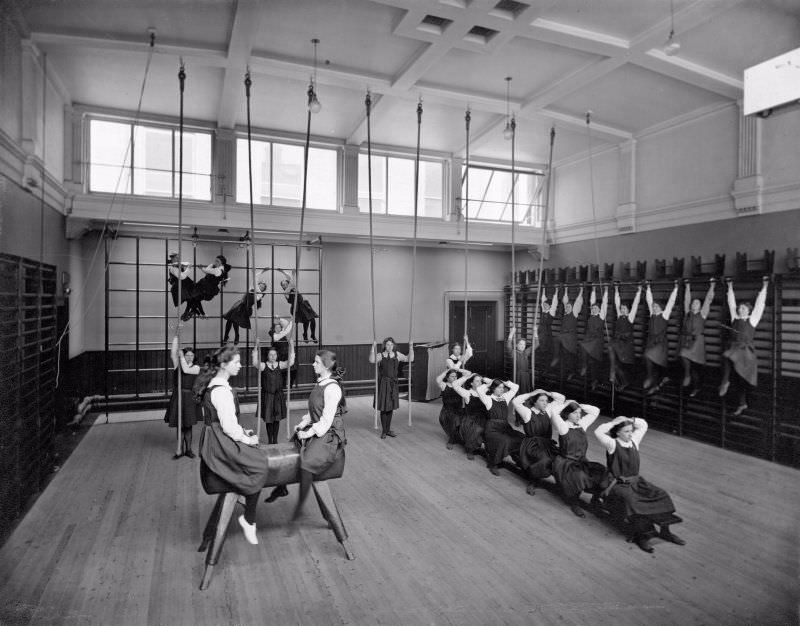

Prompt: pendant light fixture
[{"left": 503, "top": 76, "right": 515, "bottom": 140}]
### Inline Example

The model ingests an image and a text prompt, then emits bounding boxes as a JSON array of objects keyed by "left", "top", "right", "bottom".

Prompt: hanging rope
[
  {"left": 286, "top": 83, "right": 314, "bottom": 434},
  {"left": 174, "top": 61, "right": 186, "bottom": 458},
  {"left": 585, "top": 112, "right": 612, "bottom": 408},
  {"left": 510, "top": 115, "right": 517, "bottom": 386},
  {"left": 531, "top": 126, "right": 556, "bottom": 389},
  {"left": 55, "top": 34, "right": 156, "bottom": 388},
  {"left": 463, "top": 109, "right": 471, "bottom": 349},
  {"left": 243, "top": 71, "right": 263, "bottom": 438},
  {"left": 366, "top": 91, "right": 379, "bottom": 430},
  {"left": 407, "top": 99, "right": 422, "bottom": 426}
]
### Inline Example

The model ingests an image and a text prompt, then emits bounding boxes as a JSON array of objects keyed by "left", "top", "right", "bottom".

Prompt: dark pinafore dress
[
  {"left": 483, "top": 399, "right": 524, "bottom": 468},
  {"left": 223, "top": 291, "right": 261, "bottom": 329},
  {"left": 374, "top": 355, "right": 400, "bottom": 412},
  {"left": 168, "top": 271, "right": 194, "bottom": 307},
  {"left": 260, "top": 365, "right": 286, "bottom": 423},
  {"left": 605, "top": 443, "right": 676, "bottom": 523},
  {"left": 518, "top": 410, "right": 558, "bottom": 480},
  {"left": 199, "top": 385, "right": 270, "bottom": 496},
  {"left": 514, "top": 348, "right": 533, "bottom": 394},
  {"left": 439, "top": 386, "right": 464, "bottom": 442},
  {"left": 164, "top": 366, "right": 199, "bottom": 428},
  {"left": 680, "top": 312, "right": 706, "bottom": 365},
  {"left": 538, "top": 314, "right": 553, "bottom": 354},
  {"left": 285, "top": 288, "right": 318, "bottom": 324},
  {"left": 610, "top": 317, "right": 635, "bottom": 364},
  {"left": 644, "top": 315, "right": 669, "bottom": 366},
  {"left": 459, "top": 395, "right": 488, "bottom": 452},
  {"left": 299, "top": 379, "right": 346, "bottom": 475},
  {"left": 552, "top": 426, "right": 608, "bottom": 499},
  {"left": 195, "top": 269, "right": 227, "bottom": 301},
  {"left": 581, "top": 315, "right": 605, "bottom": 360},
  {"left": 723, "top": 319, "right": 758, "bottom": 386},
  {"left": 559, "top": 314, "right": 578, "bottom": 354}
]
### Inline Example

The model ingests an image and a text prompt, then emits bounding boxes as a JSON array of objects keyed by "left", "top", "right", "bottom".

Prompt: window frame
[
  {"left": 461, "top": 163, "right": 546, "bottom": 227},
  {"left": 235, "top": 135, "right": 341, "bottom": 212},
  {"left": 357, "top": 149, "right": 448, "bottom": 219},
  {"left": 86, "top": 114, "right": 214, "bottom": 201}
]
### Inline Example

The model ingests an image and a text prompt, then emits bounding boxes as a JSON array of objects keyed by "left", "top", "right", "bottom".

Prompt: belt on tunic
[{"left": 600, "top": 474, "right": 638, "bottom": 498}]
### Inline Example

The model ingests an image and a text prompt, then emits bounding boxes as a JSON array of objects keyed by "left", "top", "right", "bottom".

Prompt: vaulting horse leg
[{"left": 199, "top": 492, "right": 238, "bottom": 590}]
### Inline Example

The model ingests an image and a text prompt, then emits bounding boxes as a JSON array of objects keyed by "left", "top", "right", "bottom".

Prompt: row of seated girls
[
  {"left": 508, "top": 277, "right": 769, "bottom": 415},
  {"left": 436, "top": 342, "right": 684, "bottom": 553}
]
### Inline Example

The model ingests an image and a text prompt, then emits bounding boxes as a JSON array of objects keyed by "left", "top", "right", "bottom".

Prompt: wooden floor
[{"left": 0, "top": 397, "right": 798, "bottom": 626}]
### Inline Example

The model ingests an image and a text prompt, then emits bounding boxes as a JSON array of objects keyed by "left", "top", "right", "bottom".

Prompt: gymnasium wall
[{"left": 321, "top": 242, "right": 511, "bottom": 344}]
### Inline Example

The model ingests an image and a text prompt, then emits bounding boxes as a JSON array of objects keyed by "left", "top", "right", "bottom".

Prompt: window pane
[
  {"left": 177, "top": 173, "right": 212, "bottom": 201},
  {"left": 420, "top": 161, "right": 443, "bottom": 218},
  {"left": 236, "top": 138, "right": 270, "bottom": 204},
  {"left": 90, "top": 120, "right": 131, "bottom": 193},
  {"left": 133, "top": 125, "right": 172, "bottom": 196},
  {"left": 358, "top": 154, "right": 386, "bottom": 213},
  {"left": 463, "top": 167, "right": 541, "bottom": 223},
  {"left": 272, "top": 143, "right": 304, "bottom": 207},
  {"left": 306, "top": 148, "right": 337, "bottom": 211},
  {"left": 387, "top": 157, "right": 414, "bottom": 215},
  {"left": 175, "top": 131, "right": 212, "bottom": 175}
]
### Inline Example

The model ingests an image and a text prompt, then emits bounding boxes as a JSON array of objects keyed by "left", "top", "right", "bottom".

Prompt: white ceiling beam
[
  {"left": 29, "top": 31, "right": 228, "bottom": 68},
  {"left": 636, "top": 50, "right": 742, "bottom": 99},
  {"left": 216, "top": 0, "right": 268, "bottom": 129}
]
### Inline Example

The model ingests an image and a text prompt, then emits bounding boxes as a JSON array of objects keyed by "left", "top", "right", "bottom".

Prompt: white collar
[
  {"left": 617, "top": 439, "right": 636, "bottom": 448},
  {"left": 209, "top": 376, "right": 231, "bottom": 389}
]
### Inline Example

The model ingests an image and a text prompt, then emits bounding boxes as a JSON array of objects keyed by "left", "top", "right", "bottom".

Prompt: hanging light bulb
[
  {"left": 663, "top": 0, "right": 681, "bottom": 56},
  {"left": 502, "top": 76, "right": 514, "bottom": 140},
  {"left": 308, "top": 38, "right": 323, "bottom": 113}
]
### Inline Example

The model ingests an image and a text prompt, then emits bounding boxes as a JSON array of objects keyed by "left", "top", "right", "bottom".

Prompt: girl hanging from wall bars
[
  {"left": 643, "top": 280, "right": 679, "bottom": 395},
  {"left": 580, "top": 285, "right": 608, "bottom": 390},
  {"left": 277, "top": 268, "right": 318, "bottom": 343},
  {"left": 182, "top": 255, "right": 231, "bottom": 321},
  {"left": 550, "top": 284, "right": 584, "bottom": 379},
  {"left": 608, "top": 282, "right": 642, "bottom": 391},
  {"left": 167, "top": 252, "right": 194, "bottom": 311},
  {"left": 679, "top": 278, "right": 716, "bottom": 397},
  {"left": 222, "top": 268, "right": 268, "bottom": 345},
  {"left": 718, "top": 276, "right": 769, "bottom": 416}
]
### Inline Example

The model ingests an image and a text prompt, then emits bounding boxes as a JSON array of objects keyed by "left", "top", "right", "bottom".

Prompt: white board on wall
[{"left": 743, "top": 47, "right": 800, "bottom": 116}]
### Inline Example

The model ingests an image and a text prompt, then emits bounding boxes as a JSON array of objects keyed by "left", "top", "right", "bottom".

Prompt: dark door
[{"left": 449, "top": 300, "right": 497, "bottom": 376}]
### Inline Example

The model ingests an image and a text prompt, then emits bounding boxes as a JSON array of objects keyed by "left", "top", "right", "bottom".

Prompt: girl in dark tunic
[
  {"left": 277, "top": 269, "right": 319, "bottom": 342},
  {"left": 580, "top": 286, "right": 608, "bottom": 389},
  {"left": 549, "top": 399, "right": 607, "bottom": 517},
  {"left": 167, "top": 254, "right": 194, "bottom": 309},
  {"left": 608, "top": 283, "right": 641, "bottom": 391},
  {"left": 643, "top": 281, "right": 678, "bottom": 395},
  {"left": 550, "top": 285, "right": 584, "bottom": 377},
  {"left": 507, "top": 328, "right": 533, "bottom": 394},
  {"left": 183, "top": 255, "right": 231, "bottom": 321},
  {"left": 595, "top": 416, "right": 684, "bottom": 553},
  {"left": 536, "top": 286, "right": 557, "bottom": 365},
  {"left": 512, "top": 389, "right": 564, "bottom": 495},
  {"left": 453, "top": 374, "right": 489, "bottom": 460},
  {"left": 269, "top": 318, "right": 297, "bottom": 388},
  {"left": 436, "top": 368, "right": 470, "bottom": 449},
  {"left": 719, "top": 277, "right": 769, "bottom": 416},
  {"left": 164, "top": 333, "right": 200, "bottom": 458},
  {"left": 252, "top": 338, "right": 295, "bottom": 445},
  {"left": 288, "top": 350, "right": 347, "bottom": 526},
  {"left": 198, "top": 346, "right": 265, "bottom": 545},
  {"left": 481, "top": 379, "right": 522, "bottom": 476},
  {"left": 445, "top": 336, "right": 473, "bottom": 370},
  {"left": 679, "top": 278, "right": 715, "bottom": 397},
  {"left": 222, "top": 274, "right": 267, "bottom": 344},
  {"left": 369, "top": 337, "right": 412, "bottom": 439}
]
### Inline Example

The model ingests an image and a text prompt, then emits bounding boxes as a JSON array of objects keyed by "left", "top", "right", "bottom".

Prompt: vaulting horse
[{"left": 197, "top": 442, "right": 354, "bottom": 590}]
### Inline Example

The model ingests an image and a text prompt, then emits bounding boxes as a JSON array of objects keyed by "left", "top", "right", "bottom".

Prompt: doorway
[{"left": 448, "top": 300, "right": 499, "bottom": 376}]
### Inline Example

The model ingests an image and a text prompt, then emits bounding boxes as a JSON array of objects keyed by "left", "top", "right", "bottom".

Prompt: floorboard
[{"left": 0, "top": 397, "right": 798, "bottom": 626}]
